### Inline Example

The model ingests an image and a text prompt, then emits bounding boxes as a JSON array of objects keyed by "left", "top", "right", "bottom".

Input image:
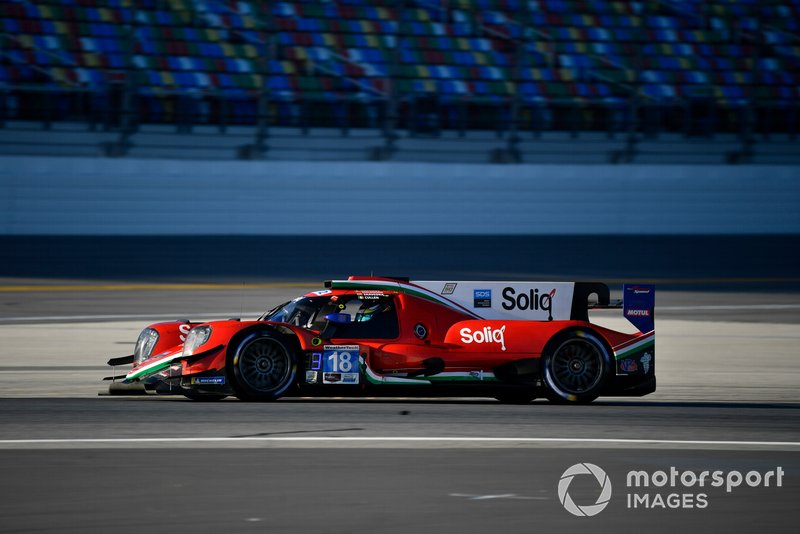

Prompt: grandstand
[{"left": 0, "top": 0, "right": 798, "bottom": 163}]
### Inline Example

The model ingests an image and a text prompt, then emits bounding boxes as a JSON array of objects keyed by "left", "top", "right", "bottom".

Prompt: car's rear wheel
[
  {"left": 542, "top": 330, "right": 611, "bottom": 404},
  {"left": 228, "top": 332, "right": 297, "bottom": 401}
]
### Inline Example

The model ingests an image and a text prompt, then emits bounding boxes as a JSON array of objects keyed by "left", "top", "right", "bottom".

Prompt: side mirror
[{"left": 324, "top": 313, "right": 352, "bottom": 324}]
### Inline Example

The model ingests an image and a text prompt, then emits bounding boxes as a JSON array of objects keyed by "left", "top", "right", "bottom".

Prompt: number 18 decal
[
  {"left": 322, "top": 345, "right": 360, "bottom": 384},
  {"left": 327, "top": 351, "right": 354, "bottom": 372}
]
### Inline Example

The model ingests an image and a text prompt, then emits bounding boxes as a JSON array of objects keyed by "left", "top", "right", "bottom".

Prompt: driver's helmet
[{"left": 356, "top": 302, "right": 388, "bottom": 322}]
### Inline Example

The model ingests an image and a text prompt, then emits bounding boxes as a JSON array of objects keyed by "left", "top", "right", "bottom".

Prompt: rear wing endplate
[
  {"left": 583, "top": 283, "right": 655, "bottom": 333},
  {"left": 623, "top": 284, "right": 655, "bottom": 333}
]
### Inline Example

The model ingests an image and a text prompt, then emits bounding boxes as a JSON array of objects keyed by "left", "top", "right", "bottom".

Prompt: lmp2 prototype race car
[{"left": 105, "top": 276, "right": 655, "bottom": 404}]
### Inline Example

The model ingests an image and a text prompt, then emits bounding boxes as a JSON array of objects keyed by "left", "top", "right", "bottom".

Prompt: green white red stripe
[
  {"left": 125, "top": 348, "right": 183, "bottom": 382},
  {"left": 360, "top": 356, "right": 497, "bottom": 385},
  {"left": 613, "top": 331, "right": 655, "bottom": 361},
  {"left": 330, "top": 279, "right": 481, "bottom": 318}
]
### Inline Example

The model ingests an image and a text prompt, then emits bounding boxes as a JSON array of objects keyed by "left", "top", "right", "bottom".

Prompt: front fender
[{"left": 179, "top": 320, "right": 316, "bottom": 377}]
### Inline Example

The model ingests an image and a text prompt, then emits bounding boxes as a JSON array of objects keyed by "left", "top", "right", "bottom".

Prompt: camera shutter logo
[{"left": 558, "top": 463, "right": 612, "bottom": 517}]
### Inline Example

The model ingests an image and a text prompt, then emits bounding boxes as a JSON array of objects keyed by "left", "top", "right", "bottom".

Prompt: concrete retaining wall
[{"left": 1, "top": 156, "right": 798, "bottom": 235}]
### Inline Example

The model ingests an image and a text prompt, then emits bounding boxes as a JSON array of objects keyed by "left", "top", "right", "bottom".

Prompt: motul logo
[{"left": 626, "top": 309, "right": 651, "bottom": 317}]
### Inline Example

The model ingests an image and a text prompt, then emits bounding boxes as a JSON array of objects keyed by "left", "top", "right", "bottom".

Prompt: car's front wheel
[
  {"left": 541, "top": 330, "right": 612, "bottom": 404},
  {"left": 228, "top": 331, "right": 297, "bottom": 401}
]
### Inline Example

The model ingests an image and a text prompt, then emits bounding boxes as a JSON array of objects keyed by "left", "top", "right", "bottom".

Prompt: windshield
[
  {"left": 261, "top": 297, "right": 325, "bottom": 328},
  {"left": 261, "top": 294, "right": 398, "bottom": 338}
]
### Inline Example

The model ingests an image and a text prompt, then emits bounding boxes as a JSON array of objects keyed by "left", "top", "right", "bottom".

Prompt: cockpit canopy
[{"left": 262, "top": 293, "right": 398, "bottom": 339}]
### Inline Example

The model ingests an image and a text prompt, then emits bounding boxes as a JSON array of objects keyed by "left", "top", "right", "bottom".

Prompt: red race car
[{"left": 105, "top": 276, "right": 655, "bottom": 404}]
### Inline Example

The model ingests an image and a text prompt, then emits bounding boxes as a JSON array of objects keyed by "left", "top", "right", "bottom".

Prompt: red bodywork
[{"left": 116, "top": 276, "right": 656, "bottom": 400}]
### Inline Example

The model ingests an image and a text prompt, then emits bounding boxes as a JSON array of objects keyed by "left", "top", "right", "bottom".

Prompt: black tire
[
  {"left": 228, "top": 331, "right": 297, "bottom": 401},
  {"left": 541, "top": 330, "right": 612, "bottom": 404},
  {"left": 494, "top": 392, "right": 537, "bottom": 404},
  {"left": 183, "top": 394, "right": 227, "bottom": 401}
]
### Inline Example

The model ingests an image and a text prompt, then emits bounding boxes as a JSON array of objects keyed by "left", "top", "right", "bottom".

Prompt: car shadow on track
[{"left": 122, "top": 396, "right": 800, "bottom": 410}]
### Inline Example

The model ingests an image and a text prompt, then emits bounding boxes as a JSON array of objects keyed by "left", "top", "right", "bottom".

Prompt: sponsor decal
[
  {"left": 641, "top": 352, "right": 652, "bottom": 374},
  {"left": 341, "top": 373, "right": 359, "bottom": 384},
  {"left": 321, "top": 372, "right": 358, "bottom": 385},
  {"left": 356, "top": 290, "right": 387, "bottom": 300},
  {"left": 473, "top": 289, "right": 492, "bottom": 308},
  {"left": 468, "top": 370, "right": 485, "bottom": 380},
  {"left": 178, "top": 323, "right": 192, "bottom": 342},
  {"left": 619, "top": 359, "right": 638, "bottom": 373},
  {"left": 191, "top": 376, "right": 225, "bottom": 385},
  {"left": 305, "top": 370, "right": 318, "bottom": 384},
  {"left": 323, "top": 345, "right": 360, "bottom": 351},
  {"left": 460, "top": 325, "right": 506, "bottom": 351},
  {"left": 502, "top": 287, "right": 556, "bottom": 321},
  {"left": 322, "top": 345, "right": 360, "bottom": 383},
  {"left": 312, "top": 289, "right": 332, "bottom": 296},
  {"left": 624, "top": 284, "right": 655, "bottom": 333},
  {"left": 441, "top": 282, "right": 457, "bottom": 295}
]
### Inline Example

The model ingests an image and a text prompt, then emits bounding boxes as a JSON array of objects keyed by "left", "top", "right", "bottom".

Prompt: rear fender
[
  {"left": 540, "top": 325, "right": 617, "bottom": 361},
  {"left": 444, "top": 319, "right": 597, "bottom": 355}
]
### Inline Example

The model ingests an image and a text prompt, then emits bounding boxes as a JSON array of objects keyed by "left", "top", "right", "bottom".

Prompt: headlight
[
  {"left": 134, "top": 328, "right": 159, "bottom": 364},
  {"left": 182, "top": 326, "right": 212, "bottom": 356}
]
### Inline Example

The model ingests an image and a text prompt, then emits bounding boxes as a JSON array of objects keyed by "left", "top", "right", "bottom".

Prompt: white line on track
[
  {"left": 450, "top": 493, "right": 546, "bottom": 501},
  {"left": 1, "top": 437, "right": 798, "bottom": 447}
]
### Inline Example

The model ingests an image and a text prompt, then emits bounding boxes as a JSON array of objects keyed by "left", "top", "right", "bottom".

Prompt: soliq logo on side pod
[{"left": 460, "top": 325, "right": 507, "bottom": 351}]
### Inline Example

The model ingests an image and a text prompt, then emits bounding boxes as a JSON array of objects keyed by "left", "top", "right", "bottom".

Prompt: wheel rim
[
  {"left": 237, "top": 338, "right": 291, "bottom": 393},
  {"left": 548, "top": 338, "right": 604, "bottom": 395}
]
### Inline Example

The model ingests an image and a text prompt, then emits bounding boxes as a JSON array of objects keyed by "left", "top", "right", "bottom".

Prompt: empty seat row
[{"left": 2, "top": 0, "right": 799, "bottom": 119}]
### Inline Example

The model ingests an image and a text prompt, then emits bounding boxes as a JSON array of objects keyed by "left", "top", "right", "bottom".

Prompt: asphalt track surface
[
  {"left": 0, "top": 399, "right": 798, "bottom": 533},
  {"left": 0, "top": 278, "right": 799, "bottom": 533}
]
